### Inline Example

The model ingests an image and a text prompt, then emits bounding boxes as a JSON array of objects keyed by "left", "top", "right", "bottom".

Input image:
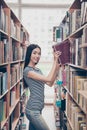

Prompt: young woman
[{"left": 23, "top": 44, "right": 61, "bottom": 130}]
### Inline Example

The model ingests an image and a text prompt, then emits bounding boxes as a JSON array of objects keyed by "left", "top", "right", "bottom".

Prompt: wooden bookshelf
[
  {"left": 53, "top": 0, "right": 87, "bottom": 130},
  {"left": 0, "top": 0, "right": 29, "bottom": 129}
]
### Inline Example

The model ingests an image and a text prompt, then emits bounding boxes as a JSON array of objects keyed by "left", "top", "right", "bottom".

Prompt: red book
[{"left": 52, "top": 40, "right": 70, "bottom": 64}]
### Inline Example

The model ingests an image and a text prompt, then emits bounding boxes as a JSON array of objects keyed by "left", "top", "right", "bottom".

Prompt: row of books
[
  {"left": 10, "top": 64, "right": 20, "bottom": 87},
  {"left": 19, "top": 46, "right": 26, "bottom": 61},
  {"left": 0, "top": 0, "right": 29, "bottom": 129},
  {"left": 77, "top": 91, "right": 87, "bottom": 113},
  {"left": 0, "top": 63, "right": 24, "bottom": 96},
  {"left": 1, "top": 81, "right": 25, "bottom": 130},
  {"left": 53, "top": 28, "right": 87, "bottom": 67},
  {"left": 53, "top": 2, "right": 87, "bottom": 42},
  {"left": 53, "top": 26, "right": 63, "bottom": 43},
  {"left": 0, "top": 39, "right": 26, "bottom": 65},
  {"left": 66, "top": 67, "right": 87, "bottom": 100},
  {"left": 10, "top": 40, "right": 26, "bottom": 62},
  {"left": 11, "top": 18, "right": 20, "bottom": 41},
  {"left": 66, "top": 94, "right": 86, "bottom": 130},
  {"left": 0, "top": 97, "right": 7, "bottom": 121},
  {"left": 81, "top": 1, "right": 87, "bottom": 25},
  {"left": 0, "top": 4, "right": 28, "bottom": 42},
  {"left": 10, "top": 81, "right": 25, "bottom": 104},
  {"left": 0, "top": 39, "right": 9, "bottom": 64},
  {"left": 1, "top": 99, "right": 26, "bottom": 130},
  {"left": 56, "top": 65, "right": 87, "bottom": 129},
  {"left": 53, "top": 9, "right": 81, "bottom": 42},
  {"left": 20, "top": 63, "right": 24, "bottom": 79},
  {"left": 9, "top": 104, "right": 19, "bottom": 130},
  {"left": 0, "top": 64, "right": 24, "bottom": 97},
  {"left": 11, "top": 18, "right": 29, "bottom": 43},
  {"left": 69, "top": 38, "right": 82, "bottom": 66},
  {"left": 20, "top": 26, "right": 27, "bottom": 43},
  {"left": 0, "top": 5, "right": 8, "bottom": 33},
  {"left": 0, "top": 71, "right": 8, "bottom": 96},
  {"left": 20, "top": 81, "right": 24, "bottom": 97},
  {"left": 10, "top": 88, "right": 17, "bottom": 107},
  {"left": 69, "top": 9, "right": 81, "bottom": 34},
  {"left": 53, "top": 25, "right": 87, "bottom": 67},
  {"left": 55, "top": 65, "right": 87, "bottom": 105}
]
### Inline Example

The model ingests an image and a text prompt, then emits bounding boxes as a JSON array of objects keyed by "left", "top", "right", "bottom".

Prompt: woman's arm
[
  {"left": 46, "top": 62, "right": 60, "bottom": 87},
  {"left": 27, "top": 51, "right": 61, "bottom": 86}
]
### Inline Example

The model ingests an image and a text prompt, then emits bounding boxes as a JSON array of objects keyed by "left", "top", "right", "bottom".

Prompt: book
[
  {"left": 52, "top": 40, "right": 70, "bottom": 64},
  {"left": 76, "top": 78, "right": 87, "bottom": 101},
  {"left": 75, "top": 112, "right": 86, "bottom": 130},
  {"left": 0, "top": 99, "right": 4, "bottom": 121}
]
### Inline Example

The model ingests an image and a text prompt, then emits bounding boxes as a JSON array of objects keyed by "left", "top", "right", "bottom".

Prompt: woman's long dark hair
[
  {"left": 24, "top": 44, "right": 41, "bottom": 68},
  {"left": 23, "top": 44, "right": 41, "bottom": 88}
]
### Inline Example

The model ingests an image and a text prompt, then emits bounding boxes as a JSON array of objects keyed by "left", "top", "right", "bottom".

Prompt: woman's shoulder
[
  {"left": 23, "top": 66, "right": 33, "bottom": 73},
  {"left": 23, "top": 66, "right": 34, "bottom": 77},
  {"left": 24, "top": 66, "right": 42, "bottom": 74}
]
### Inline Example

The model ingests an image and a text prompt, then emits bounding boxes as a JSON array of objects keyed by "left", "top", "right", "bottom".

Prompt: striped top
[{"left": 23, "top": 66, "right": 45, "bottom": 111}]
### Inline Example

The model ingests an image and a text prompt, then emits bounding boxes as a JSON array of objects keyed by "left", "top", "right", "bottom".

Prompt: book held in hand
[{"left": 52, "top": 40, "right": 70, "bottom": 64}]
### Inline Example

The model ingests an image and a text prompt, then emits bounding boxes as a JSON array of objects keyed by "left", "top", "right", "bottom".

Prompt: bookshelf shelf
[
  {"left": 53, "top": 0, "right": 87, "bottom": 129},
  {"left": 66, "top": 115, "right": 74, "bottom": 130},
  {"left": 9, "top": 99, "right": 19, "bottom": 116},
  {"left": 79, "top": 43, "right": 87, "bottom": 48},
  {"left": 20, "top": 60, "right": 25, "bottom": 63},
  {"left": 66, "top": 63, "right": 87, "bottom": 70},
  {"left": 0, "top": 0, "right": 29, "bottom": 129},
  {"left": 0, "top": 90, "right": 8, "bottom": 99},
  {"left": 10, "top": 36, "right": 21, "bottom": 43},
  {"left": 63, "top": 85, "right": 86, "bottom": 114},
  {"left": 0, "top": 30, "right": 8, "bottom": 36},
  {"left": 78, "top": 91, "right": 87, "bottom": 99},
  {"left": 12, "top": 118, "right": 19, "bottom": 130},
  {"left": 10, "top": 60, "right": 20, "bottom": 64},
  {"left": 69, "top": 23, "right": 87, "bottom": 38},
  {"left": 1, "top": 117, "right": 9, "bottom": 129},
  {"left": 10, "top": 80, "right": 20, "bottom": 90},
  {"left": 0, "top": 63, "right": 9, "bottom": 66}
]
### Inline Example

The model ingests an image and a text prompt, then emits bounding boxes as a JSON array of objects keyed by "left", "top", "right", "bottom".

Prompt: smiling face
[{"left": 30, "top": 47, "right": 41, "bottom": 65}]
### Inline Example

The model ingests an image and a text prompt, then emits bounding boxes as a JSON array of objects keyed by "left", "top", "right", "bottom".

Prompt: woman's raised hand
[{"left": 53, "top": 51, "right": 61, "bottom": 62}]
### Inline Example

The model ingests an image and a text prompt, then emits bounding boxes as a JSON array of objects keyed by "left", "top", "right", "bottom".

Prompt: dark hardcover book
[
  {"left": 0, "top": 5, "right": 1, "bottom": 29},
  {"left": 0, "top": 5, "right": 3, "bottom": 30},
  {"left": 0, "top": 72, "right": 7, "bottom": 95},
  {"left": 0, "top": 99, "right": 4, "bottom": 121},
  {"left": 0, "top": 42, "right": 2, "bottom": 64},
  {"left": 3, "top": 39, "right": 8, "bottom": 63},
  {"left": 52, "top": 40, "right": 70, "bottom": 64},
  {"left": 9, "top": 112, "right": 14, "bottom": 130}
]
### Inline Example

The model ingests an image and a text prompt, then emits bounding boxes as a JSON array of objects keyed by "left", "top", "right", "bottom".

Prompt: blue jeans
[{"left": 25, "top": 109, "right": 50, "bottom": 130}]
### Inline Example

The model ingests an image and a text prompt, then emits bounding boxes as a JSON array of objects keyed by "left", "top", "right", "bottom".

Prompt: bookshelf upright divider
[
  {"left": 0, "top": 0, "right": 29, "bottom": 129},
  {"left": 53, "top": 0, "right": 87, "bottom": 130}
]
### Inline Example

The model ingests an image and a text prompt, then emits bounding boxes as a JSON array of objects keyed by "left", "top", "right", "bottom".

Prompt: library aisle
[{"left": 42, "top": 105, "right": 57, "bottom": 130}]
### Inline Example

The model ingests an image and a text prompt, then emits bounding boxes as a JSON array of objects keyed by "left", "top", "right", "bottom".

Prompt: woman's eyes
[{"left": 33, "top": 52, "right": 41, "bottom": 55}]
